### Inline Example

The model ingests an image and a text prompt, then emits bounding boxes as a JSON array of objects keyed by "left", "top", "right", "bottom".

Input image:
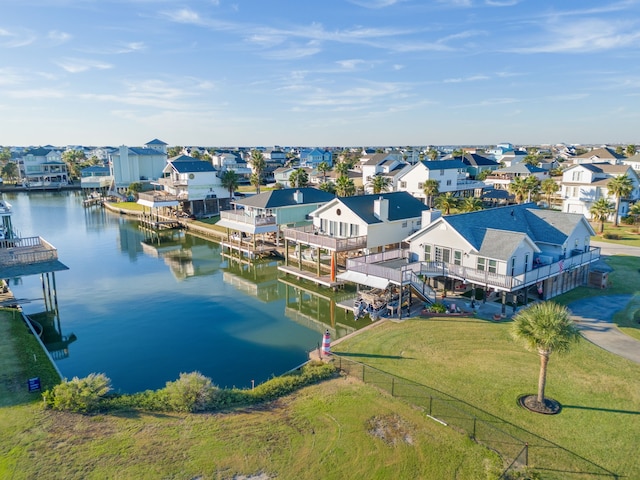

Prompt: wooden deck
[
  {"left": 278, "top": 264, "right": 344, "bottom": 288},
  {"left": 220, "top": 239, "right": 279, "bottom": 260}
]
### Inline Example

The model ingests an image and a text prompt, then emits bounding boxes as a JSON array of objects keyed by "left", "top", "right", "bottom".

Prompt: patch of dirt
[
  {"left": 366, "top": 413, "right": 415, "bottom": 446},
  {"left": 518, "top": 395, "right": 561, "bottom": 415}
]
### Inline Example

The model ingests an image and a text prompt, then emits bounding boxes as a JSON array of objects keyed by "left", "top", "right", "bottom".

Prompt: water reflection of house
[
  {"left": 280, "top": 277, "right": 357, "bottom": 339},
  {"left": 222, "top": 257, "right": 284, "bottom": 303},
  {"left": 141, "top": 236, "right": 222, "bottom": 280},
  {"left": 28, "top": 311, "right": 77, "bottom": 360}
]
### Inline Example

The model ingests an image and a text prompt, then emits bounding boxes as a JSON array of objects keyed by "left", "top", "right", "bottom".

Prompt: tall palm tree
[
  {"left": 422, "top": 179, "right": 440, "bottom": 208},
  {"left": 289, "top": 168, "right": 309, "bottom": 188},
  {"left": 607, "top": 174, "right": 633, "bottom": 227},
  {"left": 335, "top": 175, "right": 355, "bottom": 197},
  {"left": 509, "top": 176, "right": 529, "bottom": 204},
  {"left": 249, "top": 150, "right": 266, "bottom": 194},
  {"left": 626, "top": 144, "right": 637, "bottom": 157},
  {"left": 589, "top": 198, "right": 614, "bottom": 234},
  {"left": 459, "top": 196, "right": 483, "bottom": 212},
  {"left": 540, "top": 178, "right": 559, "bottom": 207},
  {"left": 220, "top": 170, "right": 239, "bottom": 199},
  {"left": 524, "top": 175, "right": 540, "bottom": 202},
  {"left": 334, "top": 160, "right": 349, "bottom": 177},
  {"left": 249, "top": 172, "right": 261, "bottom": 193},
  {"left": 511, "top": 302, "right": 581, "bottom": 408},
  {"left": 434, "top": 192, "right": 458, "bottom": 215},
  {"left": 316, "top": 161, "right": 331, "bottom": 182},
  {"left": 318, "top": 181, "right": 336, "bottom": 194},
  {"left": 368, "top": 175, "right": 391, "bottom": 194},
  {"left": 427, "top": 149, "right": 439, "bottom": 161}
]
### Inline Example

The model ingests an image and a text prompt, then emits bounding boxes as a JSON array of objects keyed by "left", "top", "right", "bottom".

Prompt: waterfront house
[
  {"left": 20, "top": 147, "right": 69, "bottom": 188},
  {"left": 359, "top": 152, "right": 409, "bottom": 193},
  {"left": 561, "top": 162, "right": 640, "bottom": 220},
  {"left": 108, "top": 139, "right": 168, "bottom": 193},
  {"left": 405, "top": 203, "right": 599, "bottom": 307}
]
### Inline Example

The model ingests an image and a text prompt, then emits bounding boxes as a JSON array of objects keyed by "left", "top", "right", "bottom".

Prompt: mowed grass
[
  {"left": 0, "top": 378, "right": 500, "bottom": 480},
  {"left": 333, "top": 315, "right": 640, "bottom": 479}
]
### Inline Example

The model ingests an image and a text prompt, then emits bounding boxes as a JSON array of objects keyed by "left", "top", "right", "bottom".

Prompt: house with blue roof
[
  {"left": 300, "top": 148, "right": 332, "bottom": 168},
  {"left": 20, "top": 147, "right": 69, "bottom": 187},
  {"left": 108, "top": 139, "right": 168, "bottom": 192},
  {"left": 405, "top": 203, "right": 600, "bottom": 305}
]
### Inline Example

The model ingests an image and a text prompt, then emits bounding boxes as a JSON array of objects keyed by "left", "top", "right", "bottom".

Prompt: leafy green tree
[
  {"left": 523, "top": 155, "right": 541, "bottom": 167},
  {"left": 250, "top": 172, "right": 262, "bottom": 193},
  {"left": 459, "top": 196, "right": 483, "bottom": 212},
  {"left": 249, "top": 150, "right": 266, "bottom": 194},
  {"left": 220, "top": 170, "right": 239, "bottom": 198},
  {"left": 475, "top": 169, "right": 491, "bottom": 181},
  {"left": 629, "top": 202, "right": 640, "bottom": 232},
  {"left": 427, "top": 149, "right": 439, "bottom": 161},
  {"left": 1, "top": 162, "right": 18, "bottom": 183},
  {"left": 316, "top": 161, "right": 331, "bottom": 182},
  {"left": 524, "top": 175, "right": 541, "bottom": 202},
  {"left": 626, "top": 144, "right": 637, "bottom": 157},
  {"left": 509, "top": 176, "right": 529, "bottom": 204},
  {"left": 511, "top": 302, "right": 580, "bottom": 408},
  {"left": 540, "top": 178, "right": 559, "bottom": 207},
  {"left": 368, "top": 175, "right": 391, "bottom": 194},
  {"left": 318, "top": 181, "right": 336, "bottom": 194},
  {"left": 616, "top": 146, "right": 624, "bottom": 156},
  {"left": 334, "top": 160, "right": 349, "bottom": 177},
  {"left": 589, "top": 198, "right": 614, "bottom": 233},
  {"left": 434, "top": 192, "right": 458, "bottom": 214},
  {"left": 0, "top": 147, "right": 10, "bottom": 164},
  {"left": 335, "top": 175, "right": 355, "bottom": 197},
  {"left": 289, "top": 168, "right": 309, "bottom": 188},
  {"left": 167, "top": 146, "right": 182, "bottom": 157},
  {"left": 422, "top": 179, "right": 440, "bottom": 208},
  {"left": 607, "top": 174, "right": 633, "bottom": 226}
]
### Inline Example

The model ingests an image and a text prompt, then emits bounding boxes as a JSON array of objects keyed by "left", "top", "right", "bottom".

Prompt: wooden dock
[
  {"left": 220, "top": 239, "right": 280, "bottom": 260},
  {"left": 278, "top": 264, "right": 344, "bottom": 289},
  {"left": 82, "top": 197, "right": 103, "bottom": 207}
]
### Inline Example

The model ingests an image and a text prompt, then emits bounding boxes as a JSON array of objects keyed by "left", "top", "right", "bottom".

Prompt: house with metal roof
[
  {"left": 20, "top": 147, "right": 69, "bottom": 187},
  {"left": 561, "top": 162, "right": 640, "bottom": 219},
  {"left": 484, "top": 163, "right": 549, "bottom": 192},
  {"left": 403, "top": 203, "right": 600, "bottom": 309},
  {"left": 159, "top": 154, "right": 228, "bottom": 199},
  {"left": 571, "top": 147, "right": 626, "bottom": 165},
  {"left": 359, "top": 152, "right": 409, "bottom": 193},
  {"left": 108, "top": 139, "right": 168, "bottom": 192}
]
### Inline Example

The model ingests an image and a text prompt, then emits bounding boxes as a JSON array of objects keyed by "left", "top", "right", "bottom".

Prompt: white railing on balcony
[
  {"left": 421, "top": 246, "right": 601, "bottom": 290},
  {"left": 220, "top": 210, "right": 276, "bottom": 226},
  {"left": 137, "top": 192, "right": 180, "bottom": 204},
  {"left": 0, "top": 236, "right": 59, "bottom": 266},
  {"left": 282, "top": 225, "right": 367, "bottom": 252},
  {"left": 346, "top": 250, "right": 422, "bottom": 284}
]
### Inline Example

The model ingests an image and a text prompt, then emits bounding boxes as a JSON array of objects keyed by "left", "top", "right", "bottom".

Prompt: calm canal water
[{"left": 7, "top": 191, "right": 359, "bottom": 393}]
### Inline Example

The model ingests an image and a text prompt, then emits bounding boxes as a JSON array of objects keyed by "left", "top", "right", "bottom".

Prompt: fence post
[
  {"left": 429, "top": 396, "right": 433, "bottom": 416},
  {"left": 338, "top": 355, "right": 342, "bottom": 370},
  {"left": 472, "top": 417, "right": 476, "bottom": 439},
  {"left": 362, "top": 364, "right": 366, "bottom": 382},
  {"left": 524, "top": 442, "right": 528, "bottom": 467},
  {"left": 391, "top": 377, "right": 395, "bottom": 396}
]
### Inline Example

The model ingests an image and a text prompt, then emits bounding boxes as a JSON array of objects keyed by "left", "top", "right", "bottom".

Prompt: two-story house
[
  {"left": 561, "top": 163, "right": 640, "bottom": 220},
  {"left": 300, "top": 148, "right": 333, "bottom": 168},
  {"left": 484, "top": 163, "right": 549, "bottom": 191},
  {"left": 404, "top": 203, "right": 599, "bottom": 308},
  {"left": 571, "top": 147, "right": 625, "bottom": 165},
  {"left": 360, "top": 152, "right": 409, "bottom": 193},
  {"left": 396, "top": 159, "right": 484, "bottom": 201},
  {"left": 109, "top": 139, "right": 168, "bottom": 193},
  {"left": 20, "top": 147, "right": 69, "bottom": 187}
]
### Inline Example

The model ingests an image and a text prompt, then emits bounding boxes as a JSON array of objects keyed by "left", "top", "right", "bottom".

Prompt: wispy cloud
[
  {"left": 437, "top": 0, "right": 473, "bottom": 7},
  {"left": 348, "top": 0, "right": 405, "bottom": 8},
  {"left": 48, "top": 30, "right": 72, "bottom": 45},
  {"left": 7, "top": 88, "right": 66, "bottom": 99},
  {"left": 545, "top": 93, "right": 590, "bottom": 101},
  {"left": 0, "top": 27, "right": 36, "bottom": 48},
  {"left": 451, "top": 97, "right": 519, "bottom": 108},
  {"left": 444, "top": 74, "right": 490, "bottom": 83},
  {"left": 485, "top": 0, "right": 520, "bottom": 6},
  {"left": 54, "top": 58, "right": 113, "bottom": 73},
  {"left": 511, "top": 19, "right": 640, "bottom": 53}
]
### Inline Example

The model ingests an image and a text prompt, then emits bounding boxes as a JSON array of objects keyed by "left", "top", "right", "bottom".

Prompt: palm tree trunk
[
  {"left": 537, "top": 350, "right": 550, "bottom": 404},
  {"left": 614, "top": 198, "right": 621, "bottom": 227}
]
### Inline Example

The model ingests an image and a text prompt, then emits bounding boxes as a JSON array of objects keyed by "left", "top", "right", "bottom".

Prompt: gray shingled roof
[
  {"left": 339, "top": 191, "right": 428, "bottom": 224},
  {"left": 477, "top": 229, "right": 531, "bottom": 260},
  {"left": 236, "top": 187, "right": 335, "bottom": 209},
  {"left": 444, "top": 203, "right": 586, "bottom": 250},
  {"left": 129, "top": 147, "right": 166, "bottom": 155}
]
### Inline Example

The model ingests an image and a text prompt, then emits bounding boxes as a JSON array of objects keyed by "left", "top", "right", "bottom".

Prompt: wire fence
[{"left": 331, "top": 354, "right": 619, "bottom": 480}]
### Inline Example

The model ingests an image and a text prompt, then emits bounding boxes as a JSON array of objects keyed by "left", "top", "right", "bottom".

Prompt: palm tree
[
  {"left": 626, "top": 144, "right": 637, "bottom": 157},
  {"left": 249, "top": 172, "right": 261, "bottom": 193},
  {"left": 335, "top": 175, "right": 355, "bottom": 197},
  {"left": 427, "top": 149, "right": 439, "bottom": 161},
  {"left": 460, "top": 196, "right": 483, "bottom": 212},
  {"left": 607, "top": 174, "right": 633, "bottom": 227},
  {"left": 511, "top": 302, "right": 581, "bottom": 409},
  {"left": 540, "top": 178, "right": 559, "bottom": 207},
  {"left": 289, "top": 168, "right": 309, "bottom": 188},
  {"left": 249, "top": 150, "right": 266, "bottom": 194},
  {"left": 318, "top": 181, "right": 336, "bottom": 194},
  {"left": 368, "top": 175, "right": 391, "bottom": 194},
  {"left": 334, "top": 160, "right": 349, "bottom": 177},
  {"left": 509, "top": 176, "right": 529, "bottom": 204},
  {"left": 589, "top": 198, "right": 614, "bottom": 234},
  {"left": 316, "top": 161, "right": 331, "bottom": 182},
  {"left": 434, "top": 192, "right": 458, "bottom": 214},
  {"left": 524, "top": 175, "right": 540, "bottom": 202},
  {"left": 630, "top": 202, "right": 640, "bottom": 232},
  {"left": 1, "top": 162, "right": 19, "bottom": 183},
  {"left": 220, "top": 170, "right": 239, "bottom": 199},
  {"left": 422, "top": 179, "right": 440, "bottom": 208}
]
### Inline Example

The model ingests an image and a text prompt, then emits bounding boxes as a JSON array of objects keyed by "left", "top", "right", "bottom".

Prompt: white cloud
[
  {"left": 0, "top": 27, "right": 36, "bottom": 48},
  {"left": 444, "top": 75, "right": 490, "bottom": 83},
  {"left": 47, "top": 30, "right": 71, "bottom": 45},
  {"left": 485, "top": 0, "right": 520, "bottom": 6},
  {"left": 348, "top": 0, "right": 405, "bottom": 8},
  {"left": 54, "top": 58, "right": 113, "bottom": 73}
]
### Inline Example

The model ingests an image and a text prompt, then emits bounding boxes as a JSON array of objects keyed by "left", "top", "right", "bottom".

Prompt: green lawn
[
  {"left": 590, "top": 221, "right": 640, "bottom": 247},
  {"left": 333, "top": 318, "right": 640, "bottom": 479}
]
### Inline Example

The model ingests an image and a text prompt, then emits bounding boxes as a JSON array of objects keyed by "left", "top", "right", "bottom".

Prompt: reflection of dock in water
[
  {"left": 28, "top": 311, "right": 77, "bottom": 360},
  {"left": 222, "top": 255, "right": 284, "bottom": 302}
]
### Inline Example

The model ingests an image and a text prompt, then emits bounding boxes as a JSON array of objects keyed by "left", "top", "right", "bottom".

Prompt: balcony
[
  {"left": 220, "top": 210, "right": 276, "bottom": 227},
  {"left": 420, "top": 246, "right": 601, "bottom": 291},
  {"left": 0, "top": 236, "right": 60, "bottom": 266},
  {"left": 282, "top": 225, "right": 367, "bottom": 252}
]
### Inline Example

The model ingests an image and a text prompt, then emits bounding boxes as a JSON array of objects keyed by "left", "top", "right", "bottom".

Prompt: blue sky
[{"left": 1, "top": 0, "right": 639, "bottom": 148}]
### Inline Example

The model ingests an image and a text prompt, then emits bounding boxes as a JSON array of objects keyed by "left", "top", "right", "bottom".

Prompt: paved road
[
  {"left": 569, "top": 295, "right": 640, "bottom": 365},
  {"left": 591, "top": 240, "right": 640, "bottom": 257}
]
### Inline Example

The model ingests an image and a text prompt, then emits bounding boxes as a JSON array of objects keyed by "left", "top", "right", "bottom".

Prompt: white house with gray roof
[
  {"left": 396, "top": 159, "right": 485, "bottom": 201},
  {"left": 109, "top": 139, "right": 168, "bottom": 192},
  {"left": 404, "top": 203, "right": 599, "bottom": 303}
]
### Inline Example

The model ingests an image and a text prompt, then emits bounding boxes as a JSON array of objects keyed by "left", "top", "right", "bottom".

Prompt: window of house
[
  {"left": 453, "top": 250, "right": 462, "bottom": 265},
  {"left": 446, "top": 180, "right": 452, "bottom": 186},
  {"left": 417, "top": 182, "right": 424, "bottom": 189},
  {"left": 477, "top": 257, "right": 486, "bottom": 271},
  {"left": 402, "top": 221, "right": 407, "bottom": 228},
  {"left": 440, "top": 169, "right": 445, "bottom": 175},
  {"left": 400, "top": 181, "right": 406, "bottom": 188},
  {"left": 435, "top": 246, "right": 450, "bottom": 263},
  {"left": 572, "top": 170, "right": 582, "bottom": 182},
  {"left": 424, "top": 244, "right": 432, "bottom": 261},
  {"left": 488, "top": 259, "right": 497, "bottom": 273}
]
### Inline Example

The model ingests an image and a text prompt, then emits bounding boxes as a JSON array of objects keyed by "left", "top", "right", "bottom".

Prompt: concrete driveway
[{"left": 568, "top": 295, "right": 640, "bottom": 364}]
